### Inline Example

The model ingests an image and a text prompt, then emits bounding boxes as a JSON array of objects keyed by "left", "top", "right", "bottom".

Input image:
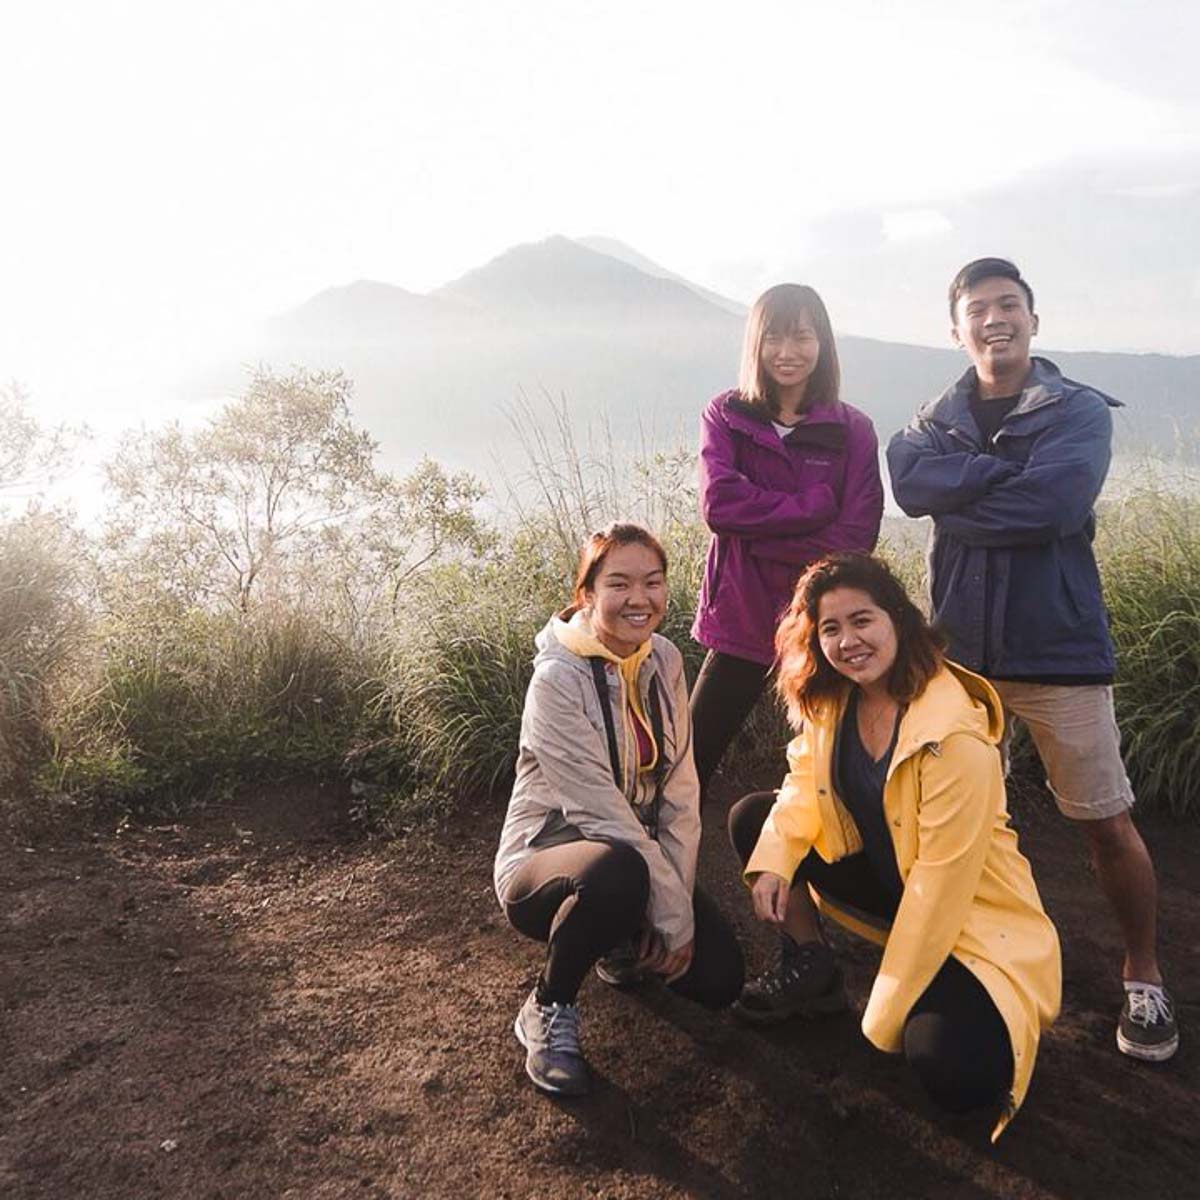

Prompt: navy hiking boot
[
  {"left": 514, "top": 989, "right": 590, "bottom": 1095},
  {"left": 734, "top": 937, "right": 848, "bottom": 1025}
]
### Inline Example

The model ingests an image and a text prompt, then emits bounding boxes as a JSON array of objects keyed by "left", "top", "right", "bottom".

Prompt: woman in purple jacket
[{"left": 690, "top": 284, "right": 884, "bottom": 793}]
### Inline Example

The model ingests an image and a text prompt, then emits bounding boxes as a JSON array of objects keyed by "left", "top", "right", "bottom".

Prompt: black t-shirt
[
  {"left": 969, "top": 391, "right": 1020, "bottom": 449},
  {"left": 834, "top": 692, "right": 904, "bottom": 907}
]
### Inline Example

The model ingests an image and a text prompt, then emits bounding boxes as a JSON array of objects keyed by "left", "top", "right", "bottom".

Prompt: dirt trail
[{"left": 2, "top": 783, "right": 1196, "bottom": 1199}]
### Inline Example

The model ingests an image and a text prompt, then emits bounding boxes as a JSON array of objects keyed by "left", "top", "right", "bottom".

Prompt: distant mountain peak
[
  {"left": 324, "top": 278, "right": 420, "bottom": 299},
  {"left": 432, "top": 234, "right": 736, "bottom": 323},
  {"left": 575, "top": 236, "right": 746, "bottom": 316},
  {"left": 265, "top": 278, "right": 461, "bottom": 343}
]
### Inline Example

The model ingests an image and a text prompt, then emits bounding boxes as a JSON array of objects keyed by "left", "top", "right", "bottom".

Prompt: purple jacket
[{"left": 692, "top": 391, "right": 884, "bottom": 665}]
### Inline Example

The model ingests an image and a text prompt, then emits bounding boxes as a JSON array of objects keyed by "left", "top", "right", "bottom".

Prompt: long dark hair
[{"left": 774, "top": 553, "right": 945, "bottom": 727}]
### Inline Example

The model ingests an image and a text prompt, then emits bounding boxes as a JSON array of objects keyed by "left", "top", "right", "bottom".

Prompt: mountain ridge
[{"left": 247, "top": 235, "right": 1199, "bottom": 474}]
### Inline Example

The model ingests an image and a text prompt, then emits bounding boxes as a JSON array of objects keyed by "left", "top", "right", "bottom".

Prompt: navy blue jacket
[{"left": 887, "top": 357, "right": 1121, "bottom": 678}]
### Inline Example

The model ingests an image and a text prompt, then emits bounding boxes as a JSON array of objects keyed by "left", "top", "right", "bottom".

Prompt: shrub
[
  {"left": 375, "top": 445, "right": 974, "bottom": 817},
  {"left": 380, "top": 562, "right": 552, "bottom": 803},
  {"left": 0, "top": 511, "right": 89, "bottom": 795},
  {"left": 1098, "top": 485, "right": 1200, "bottom": 817},
  {"left": 376, "top": 453, "right": 715, "bottom": 814},
  {"left": 46, "top": 600, "right": 403, "bottom": 808},
  {"left": 13, "top": 379, "right": 1200, "bottom": 827}
]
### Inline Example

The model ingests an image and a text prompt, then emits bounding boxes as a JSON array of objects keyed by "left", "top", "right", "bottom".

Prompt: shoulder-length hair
[
  {"left": 775, "top": 552, "right": 945, "bottom": 728},
  {"left": 737, "top": 283, "right": 841, "bottom": 414},
  {"left": 571, "top": 521, "right": 668, "bottom": 608}
]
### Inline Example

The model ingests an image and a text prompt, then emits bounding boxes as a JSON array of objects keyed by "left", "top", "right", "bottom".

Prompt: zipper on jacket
[
  {"left": 992, "top": 388, "right": 1061, "bottom": 445},
  {"left": 606, "top": 661, "right": 662, "bottom": 812},
  {"left": 945, "top": 424, "right": 981, "bottom": 453}
]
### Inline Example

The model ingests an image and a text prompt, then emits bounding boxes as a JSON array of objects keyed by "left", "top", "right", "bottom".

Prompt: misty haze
[{"left": 4, "top": 4, "right": 1199, "bottom": 1199}]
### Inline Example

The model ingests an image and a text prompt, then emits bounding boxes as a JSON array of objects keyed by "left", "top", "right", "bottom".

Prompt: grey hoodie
[{"left": 493, "top": 614, "right": 701, "bottom": 950}]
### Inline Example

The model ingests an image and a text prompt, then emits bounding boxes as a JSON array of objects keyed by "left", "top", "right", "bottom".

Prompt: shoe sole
[
  {"left": 514, "top": 1015, "right": 590, "bottom": 1096},
  {"left": 1116, "top": 1027, "right": 1179, "bottom": 1062},
  {"left": 732, "top": 988, "right": 850, "bottom": 1026}
]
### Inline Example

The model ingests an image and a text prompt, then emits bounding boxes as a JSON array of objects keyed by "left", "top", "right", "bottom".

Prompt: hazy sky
[{"left": 3, "top": 0, "right": 1199, "bottom": 428}]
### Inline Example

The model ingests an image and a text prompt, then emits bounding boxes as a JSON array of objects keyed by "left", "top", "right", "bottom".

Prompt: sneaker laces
[
  {"left": 541, "top": 1002, "right": 581, "bottom": 1054},
  {"left": 1126, "top": 987, "right": 1173, "bottom": 1028}
]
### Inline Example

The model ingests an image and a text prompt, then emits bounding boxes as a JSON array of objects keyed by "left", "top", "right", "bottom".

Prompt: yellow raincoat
[{"left": 747, "top": 662, "right": 1061, "bottom": 1139}]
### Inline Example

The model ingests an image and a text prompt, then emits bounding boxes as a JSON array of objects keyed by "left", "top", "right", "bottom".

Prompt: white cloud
[
  {"left": 883, "top": 210, "right": 954, "bottom": 242},
  {"left": 1111, "top": 182, "right": 1199, "bottom": 200}
]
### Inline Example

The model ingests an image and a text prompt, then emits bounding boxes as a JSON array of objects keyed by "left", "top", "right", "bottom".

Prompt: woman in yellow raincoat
[{"left": 729, "top": 552, "right": 1060, "bottom": 1138}]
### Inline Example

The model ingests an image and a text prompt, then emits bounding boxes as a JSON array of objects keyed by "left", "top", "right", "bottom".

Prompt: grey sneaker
[
  {"left": 595, "top": 941, "right": 647, "bottom": 988},
  {"left": 514, "top": 990, "right": 590, "bottom": 1095},
  {"left": 1117, "top": 984, "right": 1179, "bottom": 1062},
  {"left": 734, "top": 938, "right": 848, "bottom": 1026}
]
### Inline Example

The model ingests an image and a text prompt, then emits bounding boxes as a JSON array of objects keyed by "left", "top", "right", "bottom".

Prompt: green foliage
[
  {"left": 4, "top": 375, "right": 1200, "bottom": 824},
  {"left": 46, "top": 601, "right": 402, "bottom": 808},
  {"left": 0, "top": 383, "right": 84, "bottom": 496},
  {"left": 0, "top": 510, "right": 89, "bottom": 792},
  {"left": 876, "top": 522, "right": 928, "bottom": 599},
  {"left": 381, "top": 563, "right": 551, "bottom": 802},
  {"left": 1098, "top": 485, "right": 1200, "bottom": 817},
  {"left": 37, "top": 367, "right": 490, "bottom": 812},
  {"left": 373, "top": 424, "right": 716, "bottom": 816},
  {"left": 103, "top": 367, "right": 488, "bottom": 618}
]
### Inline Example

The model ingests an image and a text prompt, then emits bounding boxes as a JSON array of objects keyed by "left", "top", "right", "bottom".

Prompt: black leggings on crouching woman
[
  {"left": 729, "top": 791, "right": 1015, "bottom": 1114},
  {"left": 504, "top": 839, "right": 744, "bottom": 1009}
]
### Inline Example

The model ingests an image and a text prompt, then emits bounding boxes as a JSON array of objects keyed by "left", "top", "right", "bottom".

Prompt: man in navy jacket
[{"left": 888, "top": 257, "right": 1177, "bottom": 1062}]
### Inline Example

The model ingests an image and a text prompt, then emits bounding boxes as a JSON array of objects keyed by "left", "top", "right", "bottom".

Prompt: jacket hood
[
  {"left": 920, "top": 356, "right": 1122, "bottom": 431},
  {"left": 534, "top": 609, "right": 654, "bottom": 673},
  {"left": 892, "top": 661, "right": 1005, "bottom": 766}
]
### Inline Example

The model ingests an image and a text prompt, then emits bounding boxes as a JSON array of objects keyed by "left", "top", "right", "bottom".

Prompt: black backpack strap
[
  {"left": 589, "top": 657, "right": 623, "bottom": 791},
  {"left": 590, "top": 657, "right": 669, "bottom": 841},
  {"left": 646, "top": 676, "right": 667, "bottom": 840}
]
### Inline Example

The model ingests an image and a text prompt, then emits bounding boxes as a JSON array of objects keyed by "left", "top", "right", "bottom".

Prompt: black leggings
[
  {"left": 689, "top": 650, "right": 773, "bottom": 795},
  {"left": 729, "top": 791, "right": 1014, "bottom": 1114},
  {"left": 503, "top": 839, "right": 744, "bottom": 1009}
]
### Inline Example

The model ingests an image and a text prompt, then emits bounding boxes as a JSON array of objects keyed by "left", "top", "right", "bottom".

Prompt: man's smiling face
[{"left": 951, "top": 275, "right": 1039, "bottom": 380}]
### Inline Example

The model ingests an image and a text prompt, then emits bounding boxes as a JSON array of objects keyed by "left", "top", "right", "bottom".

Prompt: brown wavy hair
[
  {"left": 571, "top": 522, "right": 668, "bottom": 608},
  {"left": 737, "top": 283, "right": 841, "bottom": 414},
  {"left": 775, "top": 553, "right": 945, "bottom": 728}
]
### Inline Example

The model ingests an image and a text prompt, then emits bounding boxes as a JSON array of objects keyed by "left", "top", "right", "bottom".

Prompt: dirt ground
[{"left": 2, "top": 778, "right": 1196, "bottom": 1200}]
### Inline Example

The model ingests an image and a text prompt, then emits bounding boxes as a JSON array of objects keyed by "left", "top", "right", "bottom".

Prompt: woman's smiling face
[
  {"left": 584, "top": 542, "right": 667, "bottom": 657},
  {"left": 816, "top": 586, "right": 898, "bottom": 695},
  {"left": 759, "top": 310, "right": 820, "bottom": 399}
]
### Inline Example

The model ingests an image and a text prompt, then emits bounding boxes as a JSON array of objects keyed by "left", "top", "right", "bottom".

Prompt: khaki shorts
[{"left": 991, "top": 681, "right": 1135, "bottom": 822}]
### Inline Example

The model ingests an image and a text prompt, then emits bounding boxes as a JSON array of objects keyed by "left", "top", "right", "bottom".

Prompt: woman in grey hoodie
[{"left": 495, "top": 523, "right": 744, "bottom": 1097}]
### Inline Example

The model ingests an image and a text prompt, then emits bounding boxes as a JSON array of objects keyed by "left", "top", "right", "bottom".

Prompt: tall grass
[
  {"left": 5, "top": 401, "right": 1200, "bottom": 822},
  {"left": 1098, "top": 485, "right": 1200, "bottom": 817},
  {"left": 380, "top": 561, "right": 560, "bottom": 802},
  {"left": 45, "top": 601, "right": 401, "bottom": 808},
  {"left": 377, "top": 512, "right": 940, "bottom": 810},
  {"left": 378, "top": 436, "right": 715, "bottom": 806},
  {"left": 0, "top": 511, "right": 87, "bottom": 794}
]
